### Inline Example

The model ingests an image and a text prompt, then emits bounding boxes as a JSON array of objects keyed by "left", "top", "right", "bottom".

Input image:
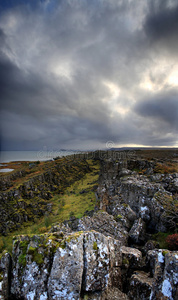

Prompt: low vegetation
[
  {"left": 166, "top": 233, "right": 178, "bottom": 250},
  {"left": 0, "top": 158, "right": 100, "bottom": 254},
  {"left": 154, "top": 162, "right": 178, "bottom": 174}
]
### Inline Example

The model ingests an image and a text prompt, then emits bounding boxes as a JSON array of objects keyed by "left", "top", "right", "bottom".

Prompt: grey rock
[
  {"left": 106, "top": 196, "right": 137, "bottom": 230},
  {"left": 0, "top": 251, "right": 11, "bottom": 300},
  {"left": 9, "top": 231, "right": 126, "bottom": 299},
  {"left": 139, "top": 205, "right": 150, "bottom": 222},
  {"left": 142, "top": 240, "right": 159, "bottom": 255},
  {"left": 147, "top": 249, "right": 178, "bottom": 300},
  {"left": 11, "top": 235, "right": 52, "bottom": 299},
  {"left": 128, "top": 271, "right": 153, "bottom": 300},
  {"left": 48, "top": 233, "right": 84, "bottom": 300},
  {"left": 81, "top": 287, "right": 129, "bottom": 299},
  {"left": 77, "top": 211, "right": 128, "bottom": 245},
  {"left": 83, "top": 231, "right": 122, "bottom": 292},
  {"left": 119, "top": 168, "right": 132, "bottom": 177},
  {"left": 121, "top": 246, "right": 142, "bottom": 269},
  {"left": 129, "top": 218, "right": 146, "bottom": 245}
]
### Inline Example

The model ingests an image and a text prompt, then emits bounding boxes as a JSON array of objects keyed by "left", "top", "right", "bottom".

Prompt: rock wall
[
  {"left": 1, "top": 231, "right": 125, "bottom": 299},
  {"left": 97, "top": 158, "right": 178, "bottom": 233},
  {"left": 0, "top": 229, "right": 177, "bottom": 299}
]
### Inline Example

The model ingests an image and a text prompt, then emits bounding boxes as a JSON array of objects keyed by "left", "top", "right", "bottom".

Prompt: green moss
[
  {"left": 123, "top": 203, "right": 128, "bottom": 208},
  {"left": 162, "top": 250, "right": 169, "bottom": 256},
  {"left": 65, "top": 232, "right": 83, "bottom": 245},
  {"left": 93, "top": 241, "right": 98, "bottom": 251},
  {"left": 27, "top": 246, "right": 44, "bottom": 265},
  {"left": 122, "top": 258, "right": 129, "bottom": 265},
  {"left": 33, "top": 252, "right": 44, "bottom": 265},
  {"left": 27, "top": 246, "right": 36, "bottom": 255},
  {"left": 18, "top": 240, "right": 29, "bottom": 267},
  {"left": 0, "top": 250, "right": 8, "bottom": 261},
  {"left": 59, "top": 240, "right": 66, "bottom": 249},
  {"left": 18, "top": 253, "right": 26, "bottom": 267},
  {"left": 117, "top": 214, "right": 122, "bottom": 219},
  {"left": 19, "top": 240, "right": 29, "bottom": 250}
]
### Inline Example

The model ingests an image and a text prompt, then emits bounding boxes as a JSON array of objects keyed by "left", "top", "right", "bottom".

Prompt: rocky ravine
[{"left": 0, "top": 156, "right": 178, "bottom": 299}]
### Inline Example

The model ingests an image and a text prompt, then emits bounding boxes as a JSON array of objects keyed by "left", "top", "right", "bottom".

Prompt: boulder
[
  {"left": 77, "top": 211, "right": 128, "bottom": 245},
  {"left": 121, "top": 246, "right": 142, "bottom": 269},
  {"left": 120, "top": 246, "right": 142, "bottom": 292},
  {"left": 147, "top": 249, "right": 178, "bottom": 300},
  {"left": 106, "top": 196, "right": 137, "bottom": 230},
  {"left": 129, "top": 218, "right": 146, "bottom": 245},
  {"left": 128, "top": 271, "right": 153, "bottom": 299}
]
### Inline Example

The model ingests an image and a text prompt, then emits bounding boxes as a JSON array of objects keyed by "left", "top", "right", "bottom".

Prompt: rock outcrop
[
  {"left": 0, "top": 154, "right": 178, "bottom": 299},
  {"left": 61, "top": 211, "right": 128, "bottom": 245},
  {"left": 8, "top": 231, "right": 125, "bottom": 299},
  {"left": 147, "top": 249, "right": 178, "bottom": 300},
  {"left": 0, "top": 229, "right": 177, "bottom": 299},
  {"left": 97, "top": 158, "right": 178, "bottom": 235}
]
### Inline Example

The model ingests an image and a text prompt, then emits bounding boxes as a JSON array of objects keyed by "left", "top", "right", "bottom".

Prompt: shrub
[
  {"left": 166, "top": 233, "right": 178, "bottom": 250},
  {"left": 154, "top": 163, "right": 177, "bottom": 174}
]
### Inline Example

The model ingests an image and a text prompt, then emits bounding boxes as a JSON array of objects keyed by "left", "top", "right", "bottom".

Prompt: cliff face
[{"left": 0, "top": 153, "right": 178, "bottom": 299}]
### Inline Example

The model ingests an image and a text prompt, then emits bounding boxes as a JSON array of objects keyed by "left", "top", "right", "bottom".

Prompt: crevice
[
  {"left": 80, "top": 233, "right": 87, "bottom": 298},
  {"left": 8, "top": 254, "right": 12, "bottom": 300},
  {"left": 46, "top": 247, "right": 55, "bottom": 299}
]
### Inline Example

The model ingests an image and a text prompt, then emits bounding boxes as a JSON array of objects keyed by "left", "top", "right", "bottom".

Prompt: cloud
[
  {"left": 144, "top": 0, "right": 178, "bottom": 54},
  {"left": 0, "top": 0, "right": 178, "bottom": 150},
  {"left": 135, "top": 91, "right": 178, "bottom": 126}
]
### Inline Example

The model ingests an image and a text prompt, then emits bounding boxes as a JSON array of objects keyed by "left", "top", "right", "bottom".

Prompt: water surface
[{"left": 0, "top": 150, "right": 80, "bottom": 163}]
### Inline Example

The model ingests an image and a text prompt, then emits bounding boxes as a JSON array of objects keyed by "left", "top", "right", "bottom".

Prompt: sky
[{"left": 0, "top": 0, "right": 178, "bottom": 151}]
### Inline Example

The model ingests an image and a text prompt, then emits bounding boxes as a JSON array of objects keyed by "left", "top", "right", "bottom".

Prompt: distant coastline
[{"left": 0, "top": 150, "right": 80, "bottom": 163}]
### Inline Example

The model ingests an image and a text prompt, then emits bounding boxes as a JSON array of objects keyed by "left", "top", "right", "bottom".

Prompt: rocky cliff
[{"left": 0, "top": 152, "right": 178, "bottom": 299}]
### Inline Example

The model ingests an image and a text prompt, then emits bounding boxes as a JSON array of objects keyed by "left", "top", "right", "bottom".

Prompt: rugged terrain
[{"left": 0, "top": 149, "right": 178, "bottom": 299}]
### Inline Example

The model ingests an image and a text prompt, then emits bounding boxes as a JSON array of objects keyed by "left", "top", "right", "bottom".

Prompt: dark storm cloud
[
  {"left": 144, "top": 0, "right": 178, "bottom": 53},
  {"left": 145, "top": 0, "right": 178, "bottom": 38},
  {"left": 0, "top": 0, "right": 178, "bottom": 150},
  {"left": 134, "top": 92, "right": 178, "bottom": 128}
]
